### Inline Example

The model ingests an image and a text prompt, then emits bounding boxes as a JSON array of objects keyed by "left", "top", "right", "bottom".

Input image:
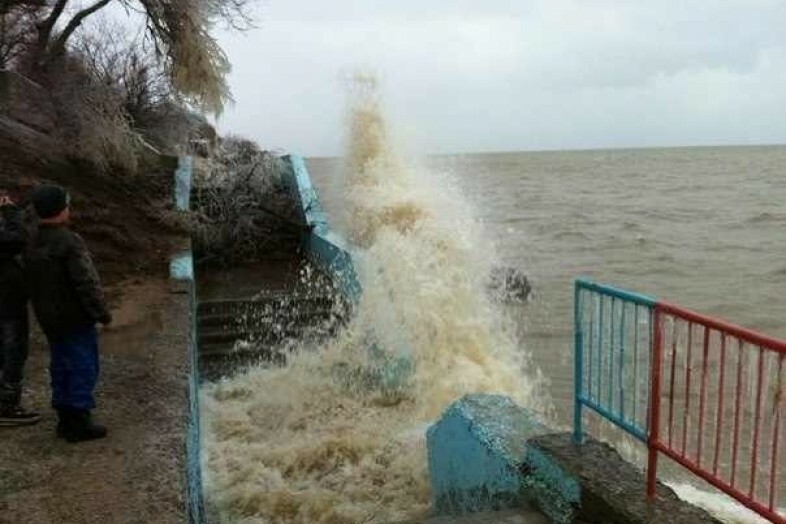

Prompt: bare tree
[
  {"left": 15, "top": 0, "right": 254, "bottom": 113},
  {"left": 191, "top": 138, "right": 305, "bottom": 264},
  {"left": 0, "top": 1, "right": 41, "bottom": 69}
]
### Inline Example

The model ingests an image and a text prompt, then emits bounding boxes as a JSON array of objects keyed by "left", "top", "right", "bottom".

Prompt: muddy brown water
[{"left": 307, "top": 145, "right": 786, "bottom": 517}]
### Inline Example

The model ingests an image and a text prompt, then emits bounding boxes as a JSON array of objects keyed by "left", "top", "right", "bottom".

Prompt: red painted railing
[{"left": 647, "top": 301, "right": 786, "bottom": 524}]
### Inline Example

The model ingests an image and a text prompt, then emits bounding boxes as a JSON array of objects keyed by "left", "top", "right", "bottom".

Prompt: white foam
[
  {"left": 670, "top": 483, "right": 782, "bottom": 524},
  {"left": 200, "top": 75, "right": 549, "bottom": 523}
]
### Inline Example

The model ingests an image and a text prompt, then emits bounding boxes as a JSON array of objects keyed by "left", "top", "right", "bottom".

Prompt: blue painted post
[
  {"left": 619, "top": 302, "right": 626, "bottom": 419},
  {"left": 597, "top": 294, "right": 604, "bottom": 405},
  {"left": 573, "top": 279, "right": 657, "bottom": 443},
  {"left": 633, "top": 305, "right": 639, "bottom": 425},
  {"left": 608, "top": 297, "right": 615, "bottom": 409},
  {"left": 573, "top": 282, "right": 584, "bottom": 444}
]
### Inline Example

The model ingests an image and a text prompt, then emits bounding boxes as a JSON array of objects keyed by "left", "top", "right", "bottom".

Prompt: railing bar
[
  {"left": 579, "top": 395, "right": 648, "bottom": 442},
  {"left": 647, "top": 308, "right": 664, "bottom": 499},
  {"left": 587, "top": 291, "right": 595, "bottom": 399},
  {"left": 646, "top": 306, "right": 654, "bottom": 432},
  {"left": 749, "top": 346, "right": 765, "bottom": 498},
  {"left": 576, "top": 279, "right": 656, "bottom": 307},
  {"left": 619, "top": 302, "right": 626, "bottom": 421},
  {"left": 682, "top": 321, "right": 694, "bottom": 457},
  {"left": 574, "top": 285, "right": 584, "bottom": 443},
  {"left": 633, "top": 305, "right": 639, "bottom": 425},
  {"left": 731, "top": 338, "right": 744, "bottom": 487},
  {"left": 657, "top": 301, "right": 786, "bottom": 354},
  {"left": 597, "top": 294, "right": 604, "bottom": 409},
  {"left": 713, "top": 333, "right": 727, "bottom": 476},
  {"left": 697, "top": 326, "right": 711, "bottom": 466},
  {"left": 668, "top": 316, "right": 678, "bottom": 448},
  {"left": 608, "top": 297, "right": 616, "bottom": 410},
  {"left": 768, "top": 353, "right": 783, "bottom": 511}
]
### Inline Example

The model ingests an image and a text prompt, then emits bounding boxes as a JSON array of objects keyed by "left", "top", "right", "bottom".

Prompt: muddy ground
[
  {"left": 0, "top": 121, "right": 184, "bottom": 285},
  {"left": 0, "top": 277, "right": 190, "bottom": 524}
]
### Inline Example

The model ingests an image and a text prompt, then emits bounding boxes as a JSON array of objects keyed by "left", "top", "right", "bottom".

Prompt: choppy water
[
  {"left": 201, "top": 75, "right": 785, "bottom": 524},
  {"left": 307, "top": 144, "right": 786, "bottom": 523},
  {"left": 310, "top": 145, "right": 786, "bottom": 416}
]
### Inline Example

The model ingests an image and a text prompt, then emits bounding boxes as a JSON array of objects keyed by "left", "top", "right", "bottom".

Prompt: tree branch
[
  {"left": 38, "top": 0, "right": 68, "bottom": 45},
  {"left": 51, "top": 0, "right": 114, "bottom": 53}
]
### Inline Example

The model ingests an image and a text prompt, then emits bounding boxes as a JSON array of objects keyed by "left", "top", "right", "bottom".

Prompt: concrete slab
[{"left": 527, "top": 433, "right": 723, "bottom": 524}]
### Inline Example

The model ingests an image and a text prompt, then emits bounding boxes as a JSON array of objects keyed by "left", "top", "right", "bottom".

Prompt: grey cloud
[{"left": 215, "top": 0, "right": 786, "bottom": 155}]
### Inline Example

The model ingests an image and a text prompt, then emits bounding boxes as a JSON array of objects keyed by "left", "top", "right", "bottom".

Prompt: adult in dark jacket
[
  {"left": 0, "top": 192, "right": 40, "bottom": 426},
  {"left": 25, "top": 185, "right": 112, "bottom": 442}
]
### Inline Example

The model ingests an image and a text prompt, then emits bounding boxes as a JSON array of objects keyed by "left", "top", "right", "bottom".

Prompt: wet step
[
  {"left": 196, "top": 292, "right": 349, "bottom": 381},
  {"left": 390, "top": 509, "right": 548, "bottom": 524},
  {"left": 198, "top": 322, "right": 340, "bottom": 354},
  {"left": 194, "top": 255, "right": 349, "bottom": 381},
  {"left": 197, "top": 307, "right": 336, "bottom": 329},
  {"left": 196, "top": 259, "right": 333, "bottom": 300},
  {"left": 196, "top": 293, "right": 345, "bottom": 354},
  {"left": 197, "top": 294, "right": 338, "bottom": 316}
]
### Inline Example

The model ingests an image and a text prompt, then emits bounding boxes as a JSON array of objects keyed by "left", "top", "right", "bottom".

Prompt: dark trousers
[
  {"left": 0, "top": 312, "right": 29, "bottom": 390},
  {"left": 49, "top": 325, "right": 99, "bottom": 411}
]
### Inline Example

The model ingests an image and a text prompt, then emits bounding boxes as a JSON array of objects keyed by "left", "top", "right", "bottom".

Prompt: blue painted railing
[
  {"left": 573, "top": 279, "right": 655, "bottom": 443},
  {"left": 170, "top": 155, "right": 205, "bottom": 524},
  {"left": 284, "top": 155, "right": 362, "bottom": 305}
]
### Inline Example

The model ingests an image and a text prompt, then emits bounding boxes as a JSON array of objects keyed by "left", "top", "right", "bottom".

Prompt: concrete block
[
  {"left": 526, "top": 433, "right": 722, "bottom": 524},
  {"left": 426, "top": 394, "right": 550, "bottom": 514}
]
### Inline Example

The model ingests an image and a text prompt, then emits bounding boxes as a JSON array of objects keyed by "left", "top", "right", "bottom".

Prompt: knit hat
[{"left": 32, "top": 185, "right": 70, "bottom": 219}]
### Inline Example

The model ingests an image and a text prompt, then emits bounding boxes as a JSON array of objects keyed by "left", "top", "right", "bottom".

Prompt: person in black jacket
[
  {"left": 25, "top": 185, "right": 112, "bottom": 442},
  {"left": 0, "top": 191, "right": 40, "bottom": 426}
]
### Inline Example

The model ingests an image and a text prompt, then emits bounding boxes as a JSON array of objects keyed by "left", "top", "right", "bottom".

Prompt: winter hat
[{"left": 32, "top": 185, "right": 70, "bottom": 219}]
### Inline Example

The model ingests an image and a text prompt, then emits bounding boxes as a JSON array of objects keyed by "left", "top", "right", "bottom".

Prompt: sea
[{"left": 201, "top": 86, "right": 785, "bottom": 523}]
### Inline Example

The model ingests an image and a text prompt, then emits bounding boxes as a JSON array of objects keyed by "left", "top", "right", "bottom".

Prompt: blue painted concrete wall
[
  {"left": 174, "top": 155, "right": 193, "bottom": 212},
  {"left": 170, "top": 155, "right": 205, "bottom": 524},
  {"left": 284, "top": 155, "right": 362, "bottom": 305},
  {"left": 427, "top": 394, "right": 550, "bottom": 513},
  {"left": 427, "top": 394, "right": 580, "bottom": 523}
]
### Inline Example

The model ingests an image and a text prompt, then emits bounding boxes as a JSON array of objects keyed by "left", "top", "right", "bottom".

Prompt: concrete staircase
[{"left": 196, "top": 285, "right": 349, "bottom": 381}]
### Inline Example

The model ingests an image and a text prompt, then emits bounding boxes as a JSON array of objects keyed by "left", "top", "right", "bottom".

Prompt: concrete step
[
  {"left": 197, "top": 307, "right": 337, "bottom": 330},
  {"left": 198, "top": 314, "right": 342, "bottom": 357},
  {"left": 198, "top": 322, "right": 337, "bottom": 348},
  {"left": 390, "top": 509, "right": 548, "bottom": 524},
  {"left": 196, "top": 295, "right": 338, "bottom": 317}
]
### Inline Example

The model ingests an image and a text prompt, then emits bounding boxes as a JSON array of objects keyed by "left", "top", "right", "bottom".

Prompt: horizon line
[{"left": 303, "top": 141, "right": 786, "bottom": 160}]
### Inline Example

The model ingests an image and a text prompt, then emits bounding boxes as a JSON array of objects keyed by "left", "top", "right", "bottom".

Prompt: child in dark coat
[{"left": 25, "top": 185, "right": 112, "bottom": 442}]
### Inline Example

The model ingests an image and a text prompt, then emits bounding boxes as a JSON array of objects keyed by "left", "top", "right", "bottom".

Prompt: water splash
[
  {"left": 201, "top": 75, "right": 550, "bottom": 523},
  {"left": 670, "top": 483, "right": 782, "bottom": 524}
]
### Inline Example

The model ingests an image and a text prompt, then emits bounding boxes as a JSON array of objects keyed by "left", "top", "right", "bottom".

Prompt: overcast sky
[{"left": 213, "top": 0, "right": 786, "bottom": 156}]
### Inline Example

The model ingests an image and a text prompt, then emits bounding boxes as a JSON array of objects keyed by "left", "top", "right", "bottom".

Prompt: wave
[
  {"left": 746, "top": 211, "right": 785, "bottom": 224},
  {"left": 201, "top": 73, "right": 550, "bottom": 523}
]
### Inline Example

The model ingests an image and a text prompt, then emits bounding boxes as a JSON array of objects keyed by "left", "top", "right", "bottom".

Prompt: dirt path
[{"left": 0, "top": 278, "right": 190, "bottom": 524}]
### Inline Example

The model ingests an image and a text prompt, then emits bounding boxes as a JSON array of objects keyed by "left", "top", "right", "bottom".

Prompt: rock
[{"left": 488, "top": 266, "right": 532, "bottom": 303}]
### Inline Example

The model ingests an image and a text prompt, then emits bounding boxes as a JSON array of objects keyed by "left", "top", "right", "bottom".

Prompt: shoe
[
  {"left": 0, "top": 405, "right": 41, "bottom": 426},
  {"left": 63, "top": 409, "right": 107, "bottom": 443}
]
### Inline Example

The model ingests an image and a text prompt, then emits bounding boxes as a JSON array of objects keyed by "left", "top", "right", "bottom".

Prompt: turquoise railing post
[
  {"left": 573, "top": 281, "right": 584, "bottom": 443},
  {"left": 573, "top": 279, "right": 655, "bottom": 443}
]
